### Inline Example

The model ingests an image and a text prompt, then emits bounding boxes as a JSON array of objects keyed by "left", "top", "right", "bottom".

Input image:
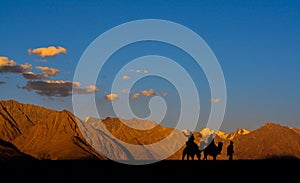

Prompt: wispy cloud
[
  {"left": 140, "top": 89, "right": 156, "bottom": 97},
  {"left": 35, "top": 66, "right": 60, "bottom": 78},
  {"left": 28, "top": 46, "right": 67, "bottom": 58},
  {"left": 76, "top": 85, "right": 99, "bottom": 94},
  {"left": 0, "top": 56, "right": 32, "bottom": 73},
  {"left": 22, "top": 80, "right": 98, "bottom": 97},
  {"left": 120, "top": 89, "right": 130, "bottom": 93},
  {"left": 130, "top": 89, "right": 157, "bottom": 99},
  {"left": 21, "top": 66, "right": 60, "bottom": 80},
  {"left": 131, "top": 92, "right": 141, "bottom": 99},
  {"left": 22, "top": 72, "right": 43, "bottom": 80},
  {"left": 162, "top": 92, "right": 167, "bottom": 97},
  {"left": 122, "top": 75, "right": 130, "bottom": 80},
  {"left": 128, "top": 69, "right": 148, "bottom": 74},
  {"left": 105, "top": 93, "right": 119, "bottom": 101},
  {"left": 211, "top": 98, "right": 221, "bottom": 103}
]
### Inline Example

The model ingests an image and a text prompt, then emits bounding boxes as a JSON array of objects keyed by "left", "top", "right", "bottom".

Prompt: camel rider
[
  {"left": 206, "top": 134, "right": 215, "bottom": 147},
  {"left": 186, "top": 133, "right": 195, "bottom": 146}
]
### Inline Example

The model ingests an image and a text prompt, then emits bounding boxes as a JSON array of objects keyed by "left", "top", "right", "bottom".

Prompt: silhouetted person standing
[{"left": 227, "top": 141, "right": 234, "bottom": 160}]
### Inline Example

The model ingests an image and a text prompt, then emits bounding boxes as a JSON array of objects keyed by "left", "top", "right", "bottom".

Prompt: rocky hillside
[
  {"left": 0, "top": 100, "right": 105, "bottom": 160},
  {"left": 0, "top": 139, "right": 36, "bottom": 160},
  {"left": 83, "top": 116, "right": 188, "bottom": 161},
  {"left": 1, "top": 100, "right": 299, "bottom": 160},
  {"left": 84, "top": 117, "right": 300, "bottom": 160},
  {"left": 229, "top": 122, "right": 300, "bottom": 159}
]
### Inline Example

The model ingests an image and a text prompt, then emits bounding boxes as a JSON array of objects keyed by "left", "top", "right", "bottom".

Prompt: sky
[{"left": 0, "top": 0, "right": 300, "bottom": 133}]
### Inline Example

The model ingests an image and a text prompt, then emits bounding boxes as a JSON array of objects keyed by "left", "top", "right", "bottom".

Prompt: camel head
[{"left": 217, "top": 142, "right": 223, "bottom": 154}]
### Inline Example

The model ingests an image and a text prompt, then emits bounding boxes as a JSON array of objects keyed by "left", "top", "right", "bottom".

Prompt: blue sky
[{"left": 0, "top": 0, "right": 299, "bottom": 133}]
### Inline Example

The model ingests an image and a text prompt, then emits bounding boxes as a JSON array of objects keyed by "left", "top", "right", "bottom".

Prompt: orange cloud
[
  {"left": 75, "top": 85, "right": 99, "bottom": 94},
  {"left": 128, "top": 69, "right": 148, "bottom": 74},
  {"left": 84, "top": 85, "right": 99, "bottom": 93},
  {"left": 28, "top": 46, "right": 67, "bottom": 58},
  {"left": 35, "top": 66, "right": 60, "bottom": 78},
  {"left": 122, "top": 75, "right": 130, "bottom": 80},
  {"left": 211, "top": 98, "right": 221, "bottom": 103},
  {"left": 0, "top": 56, "right": 15, "bottom": 67},
  {"left": 0, "top": 56, "right": 31, "bottom": 73},
  {"left": 120, "top": 89, "right": 130, "bottom": 93},
  {"left": 131, "top": 92, "right": 141, "bottom": 99},
  {"left": 130, "top": 89, "right": 157, "bottom": 99},
  {"left": 105, "top": 93, "right": 119, "bottom": 101},
  {"left": 140, "top": 89, "right": 156, "bottom": 96},
  {"left": 162, "top": 92, "right": 167, "bottom": 97},
  {"left": 22, "top": 72, "right": 43, "bottom": 80}
]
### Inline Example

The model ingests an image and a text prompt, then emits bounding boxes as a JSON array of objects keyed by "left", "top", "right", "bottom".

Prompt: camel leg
[
  {"left": 182, "top": 148, "right": 187, "bottom": 160},
  {"left": 196, "top": 152, "right": 200, "bottom": 160},
  {"left": 203, "top": 152, "right": 207, "bottom": 160}
]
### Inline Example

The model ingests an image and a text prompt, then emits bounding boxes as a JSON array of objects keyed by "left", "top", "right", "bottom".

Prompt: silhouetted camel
[
  {"left": 182, "top": 141, "right": 202, "bottom": 160},
  {"left": 202, "top": 141, "right": 223, "bottom": 160}
]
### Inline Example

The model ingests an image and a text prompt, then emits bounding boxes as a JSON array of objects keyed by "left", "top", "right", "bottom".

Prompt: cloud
[
  {"left": 131, "top": 92, "right": 141, "bottom": 99},
  {"left": 140, "top": 89, "right": 156, "bottom": 96},
  {"left": 120, "top": 89, "right": 130, "bottom": 93},
  {"left": 105, "top": 93, "right": 119, "bottom": 101},
  {"left": 22, "top": 80, "right": 98, "bottom": 97},
  {"left": 211, "top": 98, "right": 221, "bottom": 103},
  {"left": 0, "top": 81, "right": 6, "bottom": 85},
  {"left": 128, "top": 69, "right": 148, "bottom": 74},
  {"left": 28, "top": 46, "right": 67, "bottom": 58},
  {"left": 21, "top": 66, "right": 60, "bottom": 80},
  {"left": 75, "top": 85, "right": 99, "bottom": 94},
  {"left": 22, "top": 72, "right": 43, "bottom": 80},
  {"left": 0, "top": 56, "right": 15, "bottom": 67},
  {"left": 130, "top": 89, "right": 157, "bottom": 99},
  {"left": 122, "top": 75, "right": 130, "bottom": 80},
  {"left": 162, "top": 92, "right": 167, "bottom": 97},
  {"left": 0, "top": 56, "right": 32, "bottom": 73},
  {"left": 22, "top": 80, "right": 74, "bottom": 97},
  {"left": 35, "top": 66, "right": 60, "bottom": 78}
]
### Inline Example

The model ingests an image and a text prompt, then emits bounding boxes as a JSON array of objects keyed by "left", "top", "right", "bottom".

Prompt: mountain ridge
[
  {"left": 0, "top": 99, "right": 105, "bottom": 160},
  {"left": 0, "top": 99, "right": 299, "bottom": 160}
]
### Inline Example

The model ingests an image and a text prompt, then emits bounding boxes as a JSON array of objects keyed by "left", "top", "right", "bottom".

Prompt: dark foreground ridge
[{"left": 0, "top": 159, "right": 298, "bottom": 182}]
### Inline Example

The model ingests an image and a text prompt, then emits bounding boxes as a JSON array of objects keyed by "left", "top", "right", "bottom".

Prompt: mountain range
[{"left": 0, "top": 99, "right": 299, "bottom": 160}]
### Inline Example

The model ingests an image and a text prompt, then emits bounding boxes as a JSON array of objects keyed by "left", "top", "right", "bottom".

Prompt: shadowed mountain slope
[{"left": 0, "top": 139, "right": 36, "bottom": 160}]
